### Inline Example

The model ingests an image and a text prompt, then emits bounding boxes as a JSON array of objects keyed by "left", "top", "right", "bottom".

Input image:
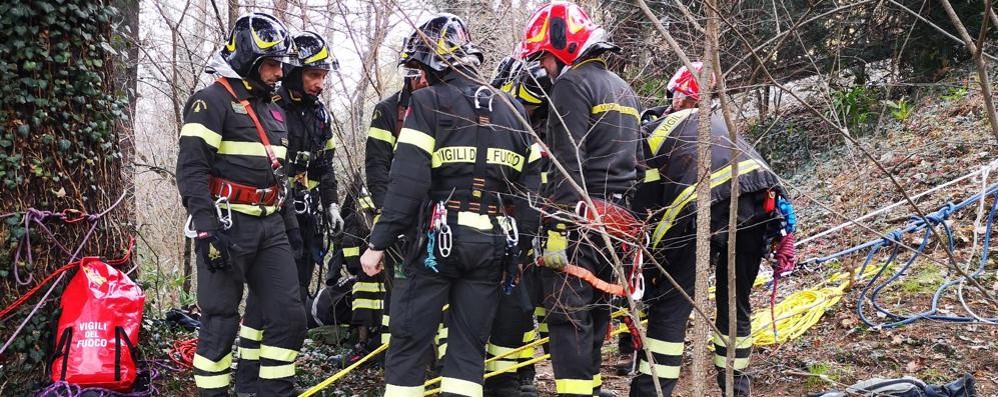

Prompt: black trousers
[
  {"left": 540, "top": 228, "right": 614, "bottom": 397},
  {"left": 484, "top": 281, "right": 535, "bottom": 395},
  {"left": 384, "top": 224, "right": 504, "bottom": 397},
  {"left": 294, "top": 209, "right": 324, "bottom": 305},
  {"left": 630, "top": 193, "right": 776, "bottom": 397},
  {"left": 193, "top": 212, "right": 306, "bottom": 397}
]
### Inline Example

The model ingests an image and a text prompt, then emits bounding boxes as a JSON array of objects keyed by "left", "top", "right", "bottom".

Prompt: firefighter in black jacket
[
  {"left": 275, "top": 31, "right": 344, "bottom": 306},
  {"left": 176, "top": 13, "right": 305, "bottom": 396},
  {"left": 359, "top": 14, "right": 536, "bottom": 396},
  {"left": 343, "top": 44, "right": 429, "bottom": 360},
  {"left": 517, "top": 3, "right": 642, "bottom": 396},
  {"left": 630, "top": 65, "right": 797, "bottom": 397},
  {"left": 484, "top": 56, "right": 550, "bottom": 397}
]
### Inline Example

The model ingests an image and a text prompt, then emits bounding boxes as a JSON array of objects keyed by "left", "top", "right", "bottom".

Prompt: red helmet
[
  {"left": 517, "top": 1, "right": 613, "bottom": 65},
  {"left": 668, "top": 62, "right": 715, "bottom": 102}
]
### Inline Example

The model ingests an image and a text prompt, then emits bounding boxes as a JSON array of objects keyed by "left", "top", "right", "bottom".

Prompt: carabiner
[
  {"left": 437, "top": 223, "right": 453, "bottom": 258},
  {"left": 499, "top": 216, "right": 519, "bottom": 247},
  {"left": 183, "top": 215, "right": 199, "bottom": 239},
  {"left": 214, "top": 197, "right": 233, "bottom": 230}
]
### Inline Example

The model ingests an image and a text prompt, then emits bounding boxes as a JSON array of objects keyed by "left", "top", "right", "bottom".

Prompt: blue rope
[
  {"left": 424, "top": 231, "right": 439, "bottom": 273},
  {"left": 807, "top": 182, "right": 998, "bottom": 329}
]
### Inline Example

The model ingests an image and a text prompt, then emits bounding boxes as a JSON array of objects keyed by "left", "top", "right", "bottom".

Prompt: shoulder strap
[{"left": 216, "top": 78, "right": 282, "bottom": 171}]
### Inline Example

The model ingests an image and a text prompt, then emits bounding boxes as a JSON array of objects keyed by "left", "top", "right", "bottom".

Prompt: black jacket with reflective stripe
[
  {"left": 176, "top": 77, "right": 297, "bottom": 231},
  {"left": 641, "top": 108, "right": 782, "bottom": 235},
  {"left": 275, "top": 87, "right": 338, "bottom": 206},
  {"left": 368, "top": 70, "right": 536, "bottom": 250},
  {"left": 545, "top": 58, "right": 642, "bottom": 206},
  {"left": 365, "top": 91, "right": 405, "bottom": 210}
]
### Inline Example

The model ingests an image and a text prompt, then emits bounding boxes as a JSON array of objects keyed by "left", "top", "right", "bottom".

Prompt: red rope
[
  {"left": 168, "top": 338, "right": 198, "bottom": 370},
  {"left": 0, "top": 237, "right": 136, "bottom": 321}
]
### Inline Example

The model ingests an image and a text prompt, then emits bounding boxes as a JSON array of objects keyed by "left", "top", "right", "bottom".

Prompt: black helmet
[
  {"left": 490, "top": 56, "right": 551, "bottom": 108},
  {"left": 398, "top": 13, "right": 483, "bottom": 72},
  {"left": 283, "top": 31, "right": 337, "bottom": 98},
  {"left": 294, "top": 31, "right": 338, "bottom": 71},
  {"left": 221, "top": 12, "right": 296, "bottom": 79}
]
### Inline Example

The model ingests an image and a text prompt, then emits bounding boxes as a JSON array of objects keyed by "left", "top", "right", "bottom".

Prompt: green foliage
[
  {"left": 942, "top": 86, "right": 969, "bottom": 101},
  {"left": 882, "top": 98, "right": 914, "bottom": 122},
  {"left": 0, "top": 1, "right": 127, "bottom": 189},
  {"left": 830, "top": 85, "right": 879, "bottom": 131}
]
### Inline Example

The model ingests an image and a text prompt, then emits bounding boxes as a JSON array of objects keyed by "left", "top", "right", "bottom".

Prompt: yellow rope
[{"left": 297, "top": 342, "right": 389, "bottom": 397}]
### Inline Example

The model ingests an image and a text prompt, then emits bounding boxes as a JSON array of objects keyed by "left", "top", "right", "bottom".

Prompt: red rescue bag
[{"left": 50, "top": 257, "right": 145, "bottom": 392}]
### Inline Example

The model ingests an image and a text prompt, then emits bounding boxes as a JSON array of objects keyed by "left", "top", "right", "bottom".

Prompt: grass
[{"left": 898, "top": 263, "right": 944, "bottom": 294}]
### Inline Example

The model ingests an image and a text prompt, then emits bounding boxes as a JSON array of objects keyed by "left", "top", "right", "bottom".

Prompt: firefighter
[
  {"left": 359, "top": 14, "right": 536, "bottom": 396},
  {"left": 630, "top": 64, "right": 797, "bottom": 397},
  {"left": 484, "top": 56, "right": 551, "bottom": 397},
  {"left": 517, "top": 2, "right": 642, "bottom": 396},
  {"left": 275, "top": 31, "right": 344, "bottom": 306},
  {"left": 345, "top": 41, "right": 431, "bottom": 362},
  {"left": 177, "top": 12, "right": 306, "bottom": 396}
]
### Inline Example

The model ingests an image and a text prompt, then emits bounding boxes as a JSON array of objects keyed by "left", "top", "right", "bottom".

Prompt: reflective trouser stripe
[
  {"left": 343, "top": 246, "right": 361, "bottom": 257},
  {"left": 382, "top": 314, "right": 391, "bottom": 326},
  {"left": 713, "top": 355, "right": 750, "bottom": 370},
  {"left": 638, "top": 360, "right": 681, "bottom": 379},
  {"left": 538, "top": 322, "right": 549, "bottom": 332},
  {"left": 194, "top": 373, "right": 230, "bottom": 389},
  {"left": 193, "top": 353, "right": 232, "bottom": 372},
  {"left": 555, "top": 379, "right": 593, "bottom": 395},
  {"left": 260, "top": 345, "right": 298, "bottom": 362},
  {"left": 238, "top": 347, "right": 260, "bottom": 360},
  {"left": 486, "top": 358, "right": 518, "bottom": 372},
  {"left": 385, "top": 384, "right": 425, "bottom": 397},
  {"left": 240, "top": 324, "right": 263, "bottom": 341},
  {"left": 441, "top": 377, "right": 484, "bottom": 397},
  {"left": 259, "top": 363, "right": 295, "bottom": 379},
  {"left": 353, "top": 281, "right": 384, "bottom": 293},
  {"left": 353, "top": 298, "right": 384, "bottom": 310},
  {"left": 437, "top": 342, "right": 448, "bottom": 358},
  {"left": 712, "top": 333, "right": 753, "bottom": 349},
  {"left": 593, "top": 373, "right": 603, "bottom": 388},
  {"left": 646, "top": 337, "right": 684, "bottom": 356}
]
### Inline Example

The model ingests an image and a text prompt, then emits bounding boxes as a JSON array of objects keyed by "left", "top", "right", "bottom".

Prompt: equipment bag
[{"left": 51, "top": 257, "right": 145, "bottom": 392}]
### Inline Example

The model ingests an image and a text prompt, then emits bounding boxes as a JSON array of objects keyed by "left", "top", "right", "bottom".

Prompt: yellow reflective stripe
[
  {"left": 540, "top": 172, "right": 548, "bottom": 184},
  {"left": 644, "top": 168, "right": 661, "bottom": 183},
  {"left": 180, "top": 123, "right": 222, "bottom": 148},
  {"left": 353, "top": 282, "right": 384, "bottom": 293},
  {"left": 260, "top": 344, "right": 298, "bottom": 362},
  {"left": 518, "top": 83, "right": 542, "bottom": 105},
  {"left": 647, "top": 108, "right": 695, "bottom": 156},
  {"left": 239, "top": 347, "right": 260, "bottom": 360},
  {"left": 442, "top": 304, "right": 450, "bottom": 311},
  {"left": 432, "top": 146, "right": 476, "bottom": 168},
  {"left": 217, "top": 140, "right": 288, "bottom": 160},
  {"left": 534, "top": 307, "right": 546, "bottom": 316},
  {"left": 304, "top": 46, "right": 329, "bottom": 65},
  {"left": 519, "top": 346, "right": 535, "bottom": 359},
  {"left": 193, "top": 353, "right": 232, "bottom": 372},
  {"left": 487, "top": 344, "right": 518, "bottom": 356},
  {"left": 441, "top": 377, "right": 483, "bottom": 397},
  {"left": 359, "top": 195, "right": 375, "bottom": 209},
  {"left": 352, "top": 298, "right": 384, "bottom": 310},
  {"left": 220, "top": 203, "right": 280, "bottom": 217},
  {"left": 522, "top": 330, "right": 537, "bottom": 343},
  {"left": 385, "top": 384, "right": 425, "bottom": 397},
  {"left": 343, "top": 246, "right": 361, "bottom": 257},
  {"left": 555, "top": 379, "right": 592, "bottom": 395},
  {"left": 651, "top": 159, "right": 764, "bottom": 247},
  {"left": 259, "top": 363, "right": 295, "bottom": 379},
  {"left": 538, "top": 323, "right": 549, "bottom": 332},
  {"left": 323, "top": 136, "right": 336, "bottom": 150},
  {"left": 646, "top": 337, "right": 684, "bottom": 356},
  {"left": 486, "top": 148, "right": 525, "bottom": 172},
  {"left": 593, "top": 373, "right": 603, "bottom": 387},
  {"left": 397, "top": 128, "right": 435, "bottom": 155},
  {"left": 528, "top": 143, "right": 543, "bottom": 163},
  {"left": 712, "top": 333, "right": 753, "bottom": 349},
  {"left": 713, "top": 354, "right": 750, "bottom": 370},
  {"left": 194, "top": 373, "right": 230, "bottom": 389},
  {"left": 638, "top": 360, "right": 681, "bottom": 379},
  {"left": 591, "top": 103, "right": 639, "bottom": 119},
  {"left": 457, "top": 212, "right": 503, "bottom": 230},
  {"left": 382, "top": 314, "right": 391, "bottom": 326},
  {"left": 437, "top": 343, "right": 448, "bottom": 357},
  {"left": 381, "top": 332, "right": 391, "bottom": 344},
  {"left": 486, "top": 358, "right": 518, "bottom": 372},
  {"left": 369, "top": 127, "right": 396, "bottom": 146},
  {"left": 240, "top": 325, "right": 263, "bottom": 341},
  {"left": 437, "top": 327, "right": 449, "bottom": 339}
]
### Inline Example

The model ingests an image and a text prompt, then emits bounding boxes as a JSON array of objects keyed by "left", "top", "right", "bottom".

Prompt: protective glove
[
  {"left": 772, "top": 232, "right": 796, "bottom": 277},
  {"left": 539, "top": 228, "right": 569, "bottom": 270},
  {"left": 288, "top": 228, "right": 304, "bottom": 259},
  {"left": 327, "top": 203, "right": 344, "bottom": 237},
  {"left": 195, "top": 230, "right": 231, "bottom": 272}
]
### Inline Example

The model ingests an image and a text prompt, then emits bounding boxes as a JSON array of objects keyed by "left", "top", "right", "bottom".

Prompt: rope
[
  {"left": 34, "top": 360, "right": 162, "bottom": 397},
  {"left": 167, "top": 338, "right": 198, "bottom": 370},
  {"left": 297, "top": 342, "right": 390, "bottom": 397}
]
